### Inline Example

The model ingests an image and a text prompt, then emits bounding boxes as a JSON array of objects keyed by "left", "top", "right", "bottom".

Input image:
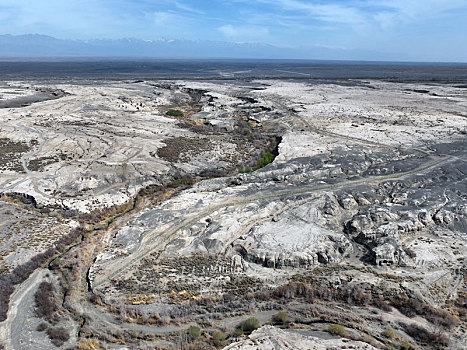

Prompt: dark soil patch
[
  {"left": 0, "top": 138, "right": 30, "bottom": 172},
  {"left": 156, "top": 137, "right": 213, "bottom": 163}
]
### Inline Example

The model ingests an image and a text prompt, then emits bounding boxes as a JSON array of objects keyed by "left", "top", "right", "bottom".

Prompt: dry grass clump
[
  {"left": 34, "top": 282, "right": 55, "bottom": 321},
  {"left": 76, "top": 339, "right": 100, "bottom": 350},
  {"left": 272, "top": 311, "right": 290, "bottom": 325},
  {"left": 46, "top": 326, "right": 70, "bottom": 347},
  {"left": 403, "top": 323, "right": 449, "bottom": 347},
  {"left": 237, "top": 317, "right": 259, "bottom": 334},
  {"left": 272, "top": 281, "right": 457, "bottom": 332},
  {"left": 211, "top": 331, "right": 226, "bottom": 347},
  {"left": 328, "top": 323, "right": 347, "bottom": 337},
  {"left": 390, "top": 294, "right": 458, "bottom": 329}
]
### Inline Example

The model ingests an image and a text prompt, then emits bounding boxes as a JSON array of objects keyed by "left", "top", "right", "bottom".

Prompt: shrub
[
  {"left": 166, "top": 109, "right": 184, "bottom": 117},
  {"left": 272, "top": 311, "right": 290, "bottom": 325},
  {"left": 34, "top": 282, "right": 55, "bottom": 320},
  {"left": 212, "top": 331, "right": 226, "bottom": 347},
  {"left": 36, "top": 322, "right": 48, "bottom": 332},
  {"left": 373, "top": 296, "right": 392, "bottom": 312},
  {"left": 77, "top": 339, "right": 100, "bottom": 350},
  {"left": 46, "top": 327, "right": 70, "bottom": 347},
  {"left": 238, "top": 166, "right": 252, "bottom": 173},
  {"left": 89, "top": 294, "right": 102, "bottom": 305},
  {"left": 238, "top": 317, "right": 259, "bottom": 333},
  {"left": 168, "top": 175, "right": 194, "bottom": 188},
  {"left": 404, "top": 323, "right": 449, "bottom": 346},
  {"left": 400, "top": 340, "right": 415, "bottom": 350},
  {"left": 328, "top": 323, "right": 347, "bottom": 337},
  {"left": 390, "top": 294, "right": 458, "bottom": 329},
  {"left": 232, "top": 328, "right": 244, "bottom": 337},
  {"left": 254, "top": 152, "right": 275, "bottom": 170},
  {"left": 187, "top": 325, "right": 201, "bottom": 340},
  {"left": 384, "top": 328, "right": 397, "bottom": 339}
]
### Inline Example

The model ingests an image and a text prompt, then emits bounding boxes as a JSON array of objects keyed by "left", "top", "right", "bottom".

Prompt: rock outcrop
[{"left": 223, "top": 326, "right": 379, "bottom": 350}]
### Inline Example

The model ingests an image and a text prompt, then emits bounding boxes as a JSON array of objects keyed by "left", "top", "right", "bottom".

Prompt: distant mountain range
[{"left": 0, "top": 34, "right": 402, "bottom": 61}]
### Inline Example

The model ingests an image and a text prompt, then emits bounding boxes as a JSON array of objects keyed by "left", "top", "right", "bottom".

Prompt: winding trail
[{"left": 0, "top": 269, "right": 47, "bottom": 350}]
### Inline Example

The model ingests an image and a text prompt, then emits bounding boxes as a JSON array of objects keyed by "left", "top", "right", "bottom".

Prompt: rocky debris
[{"left": 222, "top": 326, "right": 379, "bottom": 350}]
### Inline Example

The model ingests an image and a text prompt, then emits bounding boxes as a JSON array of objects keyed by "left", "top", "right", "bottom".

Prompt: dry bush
[
  {"left": 89, "top": 294, "right": 102, "bottom": 305},
  {"left": 237, "top": 317, "right": 259, "bottom": 333},
  {"left": 46, "top": 327, "right": 70, "bottom": 347},
  {"left": 390, "top": 294, "right": 458, "bottom": 329},
  {"left": 403, "top": 323, "right": 449, "bottom": 347},
  {"left": 34, "top": 282, "right": 55, "bottom": 320},
  {"left": 373, "top": 296, "right": 392, "bottom": 312},
  {"left": 384, "top": 328, "right": 397, "bottom": 339},
  {"left": 77, "top": 339, "right": 100, "bottom": 350},
  {"left": 0, "top": 226, "right": 84, "bottom": 322},
  {"left": 211, "top": 331, "right": 226, "bottom": 347},
  {"left": 328, "top": 323, "right": 347, "bottom": 337},
  {"left": 272, "top": 311, "right": 290, "bottom": 325},
  {"left": 36, "top": 322, "right": 48, "bottom": 332}
]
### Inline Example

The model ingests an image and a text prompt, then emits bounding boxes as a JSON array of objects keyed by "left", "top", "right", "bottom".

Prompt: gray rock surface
[{"left": 222, "top": 326, "right": 379, "bottom": 350}]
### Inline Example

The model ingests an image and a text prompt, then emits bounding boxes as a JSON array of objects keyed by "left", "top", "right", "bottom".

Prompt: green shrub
[
  {"left": 166, "top": 109, "right": 184, "bottom": 117},
  {"left": 272, "top": 311, "right": 290, "bottom": 325},
  {"left": 232, "top": 328, "right": 244, "bottom": 337},
  {"left": 212, "top": 331, "right": 226, "bottom": 346},
  {"left": 384, "top": 328, "right": 397, "bottom": 339},
  {"left": 254, "top": 152, "right": 275, "bottom": 170},
  {"left": 328, "top": 323, "right": 347, "bottom": 337},
  {"left": 238, "top": 317, "right": 259, "bottom": 333},
  {"left": 400, "top": 340, "right": 415, "bottom": 350},
  {"left": 238, "top": 166, "right": 252, "bottom": 173},
  {"left": 187, "top": 325, "right": 201, "bottom": 340},
  {"left": 168, "top": 176, "right": 194, "bottom": 188}
]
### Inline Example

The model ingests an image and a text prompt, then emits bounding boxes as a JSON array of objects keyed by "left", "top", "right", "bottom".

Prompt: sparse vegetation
[
  {"left": 168, "top": 175, "right": 194, "bottom": 188},
  {"left": 46, "top": 326, "right": 70, "bottom": 347},
  {"left": 187, "top": 325, "right": 201, "bottom": 340},
  {"left": 237, "top": 317, "right": 259, "bottom": 333},
  {"left": 77, "top": 339, "right": 100, "bottom": 350},
  {"left": 254, "top": 151, "right": 275, "bottom": 170},
  {"left": 328, "top": 323, "right": 347, "bottom": 337},
  {"left": 238, "top": 166, "right": 252, "bottom": 173},
  {"left": 390, "top": 294, "right": 458, "bottom": 329},
  {"left": 403, "top": 323, "right": 449, "bottom": 347},
  {"left": 399, "top": 340, "right": 415, "bottom": 350},
  {"left": 34, "top": 282, "right": 55, "bottom": 321},
  {"left": 0, "top": 225, "right": 84, "bottom": 322},
  {"left": 166, "top": 109, "right": 184, "bottom": 117},
  {"left": 211, "top": 331, "right": 226, "bottom": 347},
  {"left": 36, "top": 322, "right": 48, "bottom": 332},
  {"left": 272, "top": 311, "right": 290, "bottom": 325},
  {"left": 384, "top": 328, "right": 397, "bottom": 339}
]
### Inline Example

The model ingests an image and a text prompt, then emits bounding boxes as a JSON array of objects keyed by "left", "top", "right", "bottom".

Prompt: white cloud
[
  {"left": 254, "top": 0, "right": 366, "bottom": 25},
  {"left": 218, "top": 24, "right": 269, "bottom": 40},
  {"left": 153, "top": 11, "right": 179, "bottom": 26},
  {"left": 173, "top": 1, "right": 204, "bottom": 15}
]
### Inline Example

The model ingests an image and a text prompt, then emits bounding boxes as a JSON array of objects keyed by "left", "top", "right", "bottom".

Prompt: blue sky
[{"left": 1, "top": 0, "right": 466, "bottom": 61}]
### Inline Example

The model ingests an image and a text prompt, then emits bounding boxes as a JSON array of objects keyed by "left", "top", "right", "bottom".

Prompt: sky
[{"left": 0, "top": 0, "right": 466, "bottom": 61}]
